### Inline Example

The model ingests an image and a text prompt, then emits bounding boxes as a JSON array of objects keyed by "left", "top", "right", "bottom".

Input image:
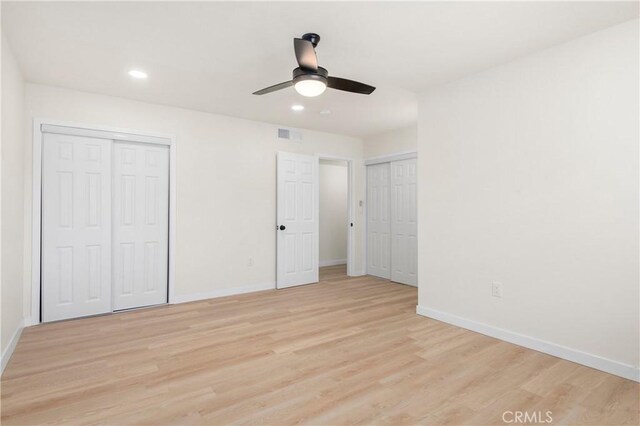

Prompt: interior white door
[
  {"left": 390, "top": 159, "right": 418, "bottom": 286},
  {"left": 42, "top": 133, "right": 112, "bottom": 322},
  {"left": 366, "top": 163, "right": 391, "bottom": 279},
  {"left": 112, "top": 142, "right": 169, "bottom": 310},
  {"left": 277, "top": 152, "right": 319, "bottom": 289}
]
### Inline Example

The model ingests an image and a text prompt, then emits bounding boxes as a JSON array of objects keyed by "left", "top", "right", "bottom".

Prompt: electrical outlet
[
  {"left": 492, "top": 282, "right": 503, "bottom": 298},
  {"left": 248, "top": 257, "right": 254, "bottom": 267}
]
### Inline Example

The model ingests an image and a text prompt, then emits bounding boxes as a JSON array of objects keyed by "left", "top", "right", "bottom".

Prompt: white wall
[
  {"left": 23, "top": 84, "right": 366, "bottom": 320},
  {"left": 319, "top": 160, "right": 348, "bottom": 265},
  {"left": 417, "top": 20, "right": 639, "bottom": 378},
  {"left": 1, "top": 33, "right": 25, "bottom": 362},
  {"left": 363, "top": 125, "right": 417, "bottom": 159}
]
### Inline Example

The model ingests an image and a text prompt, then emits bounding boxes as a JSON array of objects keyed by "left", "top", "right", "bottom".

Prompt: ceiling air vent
[{"left": 277, "top": 127, "right": 303, "bottom": 143}]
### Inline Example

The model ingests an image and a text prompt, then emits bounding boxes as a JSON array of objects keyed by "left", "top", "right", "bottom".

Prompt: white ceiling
[{"left": 2, "top": 1, "right": 637, "bottom": 137}]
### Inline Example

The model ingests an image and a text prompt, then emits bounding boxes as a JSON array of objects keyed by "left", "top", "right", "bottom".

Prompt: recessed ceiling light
[
  {"left": 320, "top": 109, "right": 332, "bottom": 115},
  {"left": 128, "top": 69, "right": 148, "bottom": 79},
  {"left": 291, "top": 104, "right": 304, "bottom": 111}
]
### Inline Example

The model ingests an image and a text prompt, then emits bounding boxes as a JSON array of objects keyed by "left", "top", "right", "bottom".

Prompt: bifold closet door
[
  {"left": 390, "top": 159, "right": 418, "bottom": 286},
  {"left": 366, "top": 163, "right": 391, "bottom": 279},
  {"left": 42, "top": 133, "right": 113, "bottom": 322},
  {"left": 112, "top": 142, "right": 169, "bottom": 310}
]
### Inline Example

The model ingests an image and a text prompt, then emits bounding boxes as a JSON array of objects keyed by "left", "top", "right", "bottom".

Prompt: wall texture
[
  {"left": 1, "top": 33, "right": 25, "bottom": 360},
  {"left": 417, "top": 20, "right": 639, "bottom": 376},
  {"left": 319, "top": 160, "right": 348, "bottom": 265},
  {"left": 23, "top": 84, "right": 366, "bottom": 321},
  {"left": 363, "top": 125, "right": 417, "bottom": 159}
]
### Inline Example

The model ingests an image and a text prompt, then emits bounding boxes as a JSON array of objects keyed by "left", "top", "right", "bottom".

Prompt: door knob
[{"left": 279, "top": 225, "right": 286, "bottom": 231}]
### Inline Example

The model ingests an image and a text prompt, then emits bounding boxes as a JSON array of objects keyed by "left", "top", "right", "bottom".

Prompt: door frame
[
  {"left": 316, "top": 154, "right": 355, "bottom": 277},
  {"left": 30, "top": 118, "right": 177, "bottom": 325},
  {"left": 364, "top": 151, "right": 417, "bottom": 276}
]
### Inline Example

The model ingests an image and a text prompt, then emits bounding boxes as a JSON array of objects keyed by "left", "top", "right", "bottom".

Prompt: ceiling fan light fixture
[
  {"left": 294, "top": 78, "right": 327, "bottom": 97},
  {"left": 252, "top": 35, "right": 375, "bottom": 96}
]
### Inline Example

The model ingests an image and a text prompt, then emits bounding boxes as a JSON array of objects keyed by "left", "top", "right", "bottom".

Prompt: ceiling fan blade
[
  {"left": 294, "top": 38, "right": 318, "bottom": 71},
  {"left": 252, "top": 80, "right": 293, "bottom": 95},
  {"left": 327, "top": 77, "right": 376, "bottom": 95}
]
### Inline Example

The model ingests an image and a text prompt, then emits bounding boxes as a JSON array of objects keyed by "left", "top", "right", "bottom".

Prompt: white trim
[
  {"left": 347, "top": 158, "right": 354, "bottom": 276},
  {"left": 364, "top": 150, "right": 417, "bottom": 166},
  {"left": 31, "top": 118, "right": 177, "bottom": 324},
  {"left": 172, "top": 282, "right": 276, "bottom": 304},
  {"left": 40, "top": 124, "right": 171, "bottom": 146},
  {"left": 168, "top": 133, "right": 177, "bottom": 305},
  {"left": 319, "top": 258, "right": 347, "bottom": 267},
  {"left": 35, "top": 118, "right": 174, "bottom": 142},
  {"left": 23, "top": 317, "right": 39, "bottom": 327},
  {"left": 317, "top": 154, "right": 356, "bottom": 277},
  {"left": 396, "top": 281, "right": 417, "bottom": 288},
  {"left": 31, "top": 120, "right": 43, "bottom": 325},
  {"left": 364, "top": 165, "right": 368, "bottom": 276},
  {"left": 1, "top": 320, "right": 24, "bottom": 374},
  {"left": 416, "top": 305, "right": 640, "bottom": 383}
]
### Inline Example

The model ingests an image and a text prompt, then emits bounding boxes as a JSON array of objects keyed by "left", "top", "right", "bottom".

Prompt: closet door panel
[
  {"left": 113, "top": 142, "right": 169, "bottom": 310},
  {"left": 42, "top": 133, "right": 112, "bottom": 322},
  {"left": 391, "top": 159, "right": 418, "bottom": 286},
  {"left": 367, "top": 163, "right": 391, "bottom": 279}
]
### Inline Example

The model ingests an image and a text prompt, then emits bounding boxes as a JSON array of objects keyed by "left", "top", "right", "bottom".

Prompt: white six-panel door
[
  {"left": 390, "top": 159, "right": 418, "bottom": 286},
  {"left": 113, "top": 142, "right": 169, "bottom": 310},
  {"left": 277, "top": 152, "right": 319, "bottom": 289},
  {"left": 42, "top": 133, "right": 170, "bottom": 322},
  {"left": 42, "top": 133, "right": 113, "bottom": 322},
  {"left": 366, "top": 163, "right": 391, "bottom": 279}
]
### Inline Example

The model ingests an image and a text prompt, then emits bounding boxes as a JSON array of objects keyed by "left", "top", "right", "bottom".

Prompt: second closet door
[
  {"left": 367, "top": 163, "right": 391, "bottom": 279},
  {"left": 113, "top": 142, "right": 169, "bottom": 310},
  {"left": 390, "top": 159, "right": 417, "bottom": 286}
]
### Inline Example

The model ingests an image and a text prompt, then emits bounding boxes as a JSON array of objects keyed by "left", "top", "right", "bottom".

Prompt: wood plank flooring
[{"left": 1, "top": 265, "right": 638, "bottom": 425}]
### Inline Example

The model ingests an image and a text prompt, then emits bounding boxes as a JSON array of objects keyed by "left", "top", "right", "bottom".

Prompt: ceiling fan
[{"left": 252, "top": 33, "right": 376, "bottom": 97}]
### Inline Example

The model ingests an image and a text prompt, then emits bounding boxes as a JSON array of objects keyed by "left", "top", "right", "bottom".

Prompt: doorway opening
[
  {"left": 319, "top": 159, "right": 349, "bottom": 281},
  {"left": 275, "top": 152, "right": 354, "bottom": 289}
]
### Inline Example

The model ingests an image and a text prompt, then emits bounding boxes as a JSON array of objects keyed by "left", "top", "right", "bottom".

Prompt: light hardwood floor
[{"left": 1, "top": 265, "right": 638, "bottom": 425}]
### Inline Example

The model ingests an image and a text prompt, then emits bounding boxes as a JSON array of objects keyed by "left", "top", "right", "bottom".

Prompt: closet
[
  {"left": 41, "top": 130, "right": 169, "bottom": 322},
  {"left": 366, "top": 158, "right": 417, "bottom": 286}
]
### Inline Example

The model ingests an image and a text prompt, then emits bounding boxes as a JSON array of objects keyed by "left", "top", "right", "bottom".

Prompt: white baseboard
[
  {"left": 24, "top": 317, "right": 39, "bottom": 327},
  {"left": 172, "top": 282, "right": 276, "bottom": 304},
  {"left": 25, "top": 282, "right": 279, "bottom": 324},
  {"left": 416, "top": 306, "right": 639, "bottom": 383},
  {"left": 319, "top": 259, "right": 347, "bottom": 267},
  {"left": 394, "top": 281, "right": 417, "bottom": 288},
  {"left": 1, "top": 319, "right": 24, "bottom": 375}
]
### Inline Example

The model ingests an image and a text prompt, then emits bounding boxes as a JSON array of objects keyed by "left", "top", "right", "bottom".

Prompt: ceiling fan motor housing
[
  {"left": 293, "top": 66, "right": 328, "bottom": 84},
  {"left": 302, "top": 33, "right": 321, "bottom": 47}
]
